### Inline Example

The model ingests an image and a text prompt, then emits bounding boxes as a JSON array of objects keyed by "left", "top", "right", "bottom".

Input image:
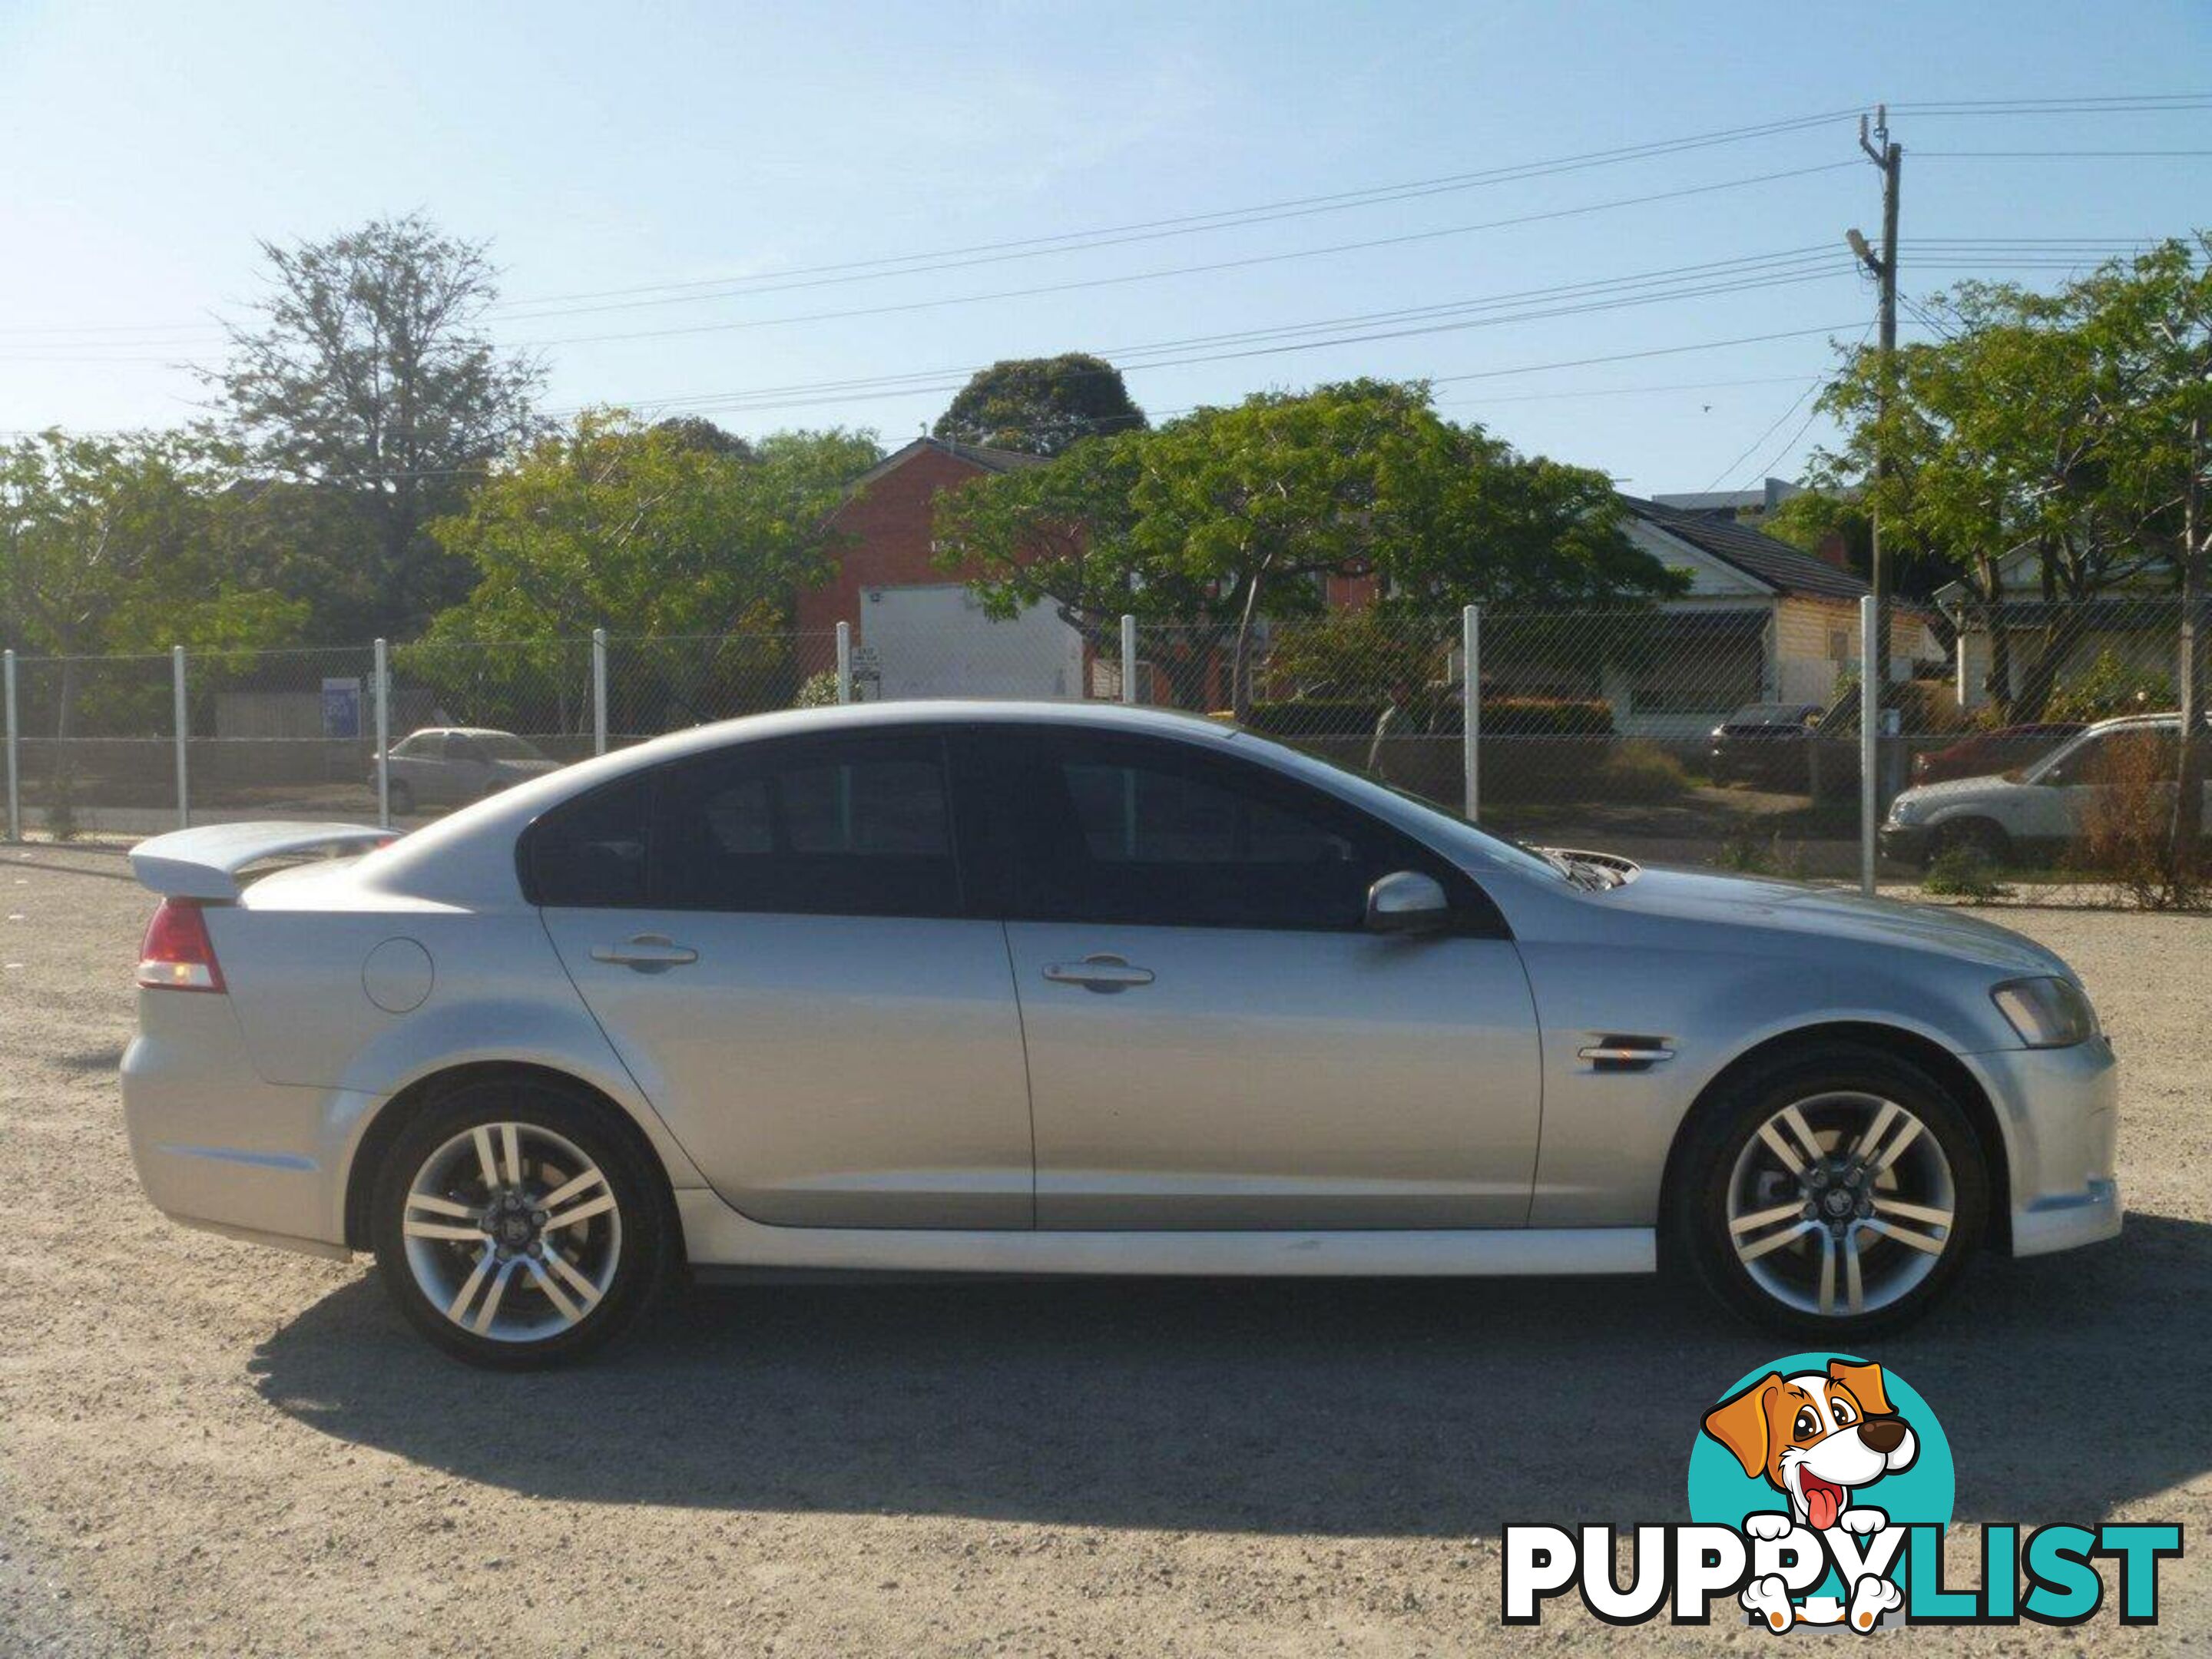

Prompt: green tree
[
  {"left": 933, "top": 354, "right": 1146, "bottom": 457},
  {"left": 209, "top": 214, "right": 544, "bottom": 641},
  {"left": 933, "top": 379, "right": 1678, "bottom": 711},
  {"left": 1812, "top": 236, "right": 2212, "bottom": 736},
  {"left": 0, "top": 429, "right": 308, "bottom": 813},
  {"left": 653, "top": 416, "right": 756, "bottom": 461},
  {"left": 0, "top": 429, "right": 307, "bottom": 661},
  {"left": 423, "top": 412, "right": 877, "bottom": 729}
]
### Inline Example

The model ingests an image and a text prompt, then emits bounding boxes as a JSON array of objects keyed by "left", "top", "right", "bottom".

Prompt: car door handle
[
  {"left": 1043, "top": 955, "right": 1154, "bottom": 992},
  {"left": 591, "top": 935, "right": 698, "bottom": 972}
]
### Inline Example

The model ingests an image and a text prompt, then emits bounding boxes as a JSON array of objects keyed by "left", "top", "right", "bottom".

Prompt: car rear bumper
[
  {"left": 121, "top": 991, "right": 371, "bottom": 1255},
  {"left": 1967, "top": 1036, "right": 2123, "bottom": 1258}
]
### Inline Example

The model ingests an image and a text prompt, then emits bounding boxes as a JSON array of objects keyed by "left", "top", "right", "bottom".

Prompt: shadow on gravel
[{"left": 250, "top": 1215, "right": 2208, "bottom": 1537}]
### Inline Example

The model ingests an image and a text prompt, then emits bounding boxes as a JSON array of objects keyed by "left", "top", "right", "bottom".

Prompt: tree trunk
[{"left": 1229, "top": 570, "right": 1266, "bottom": 721}]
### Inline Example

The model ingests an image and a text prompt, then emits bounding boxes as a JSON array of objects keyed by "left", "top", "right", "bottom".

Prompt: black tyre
[
  {"left": 1929, "top": 816, "right": 2011, "bottom": 868},
  {"left": 370, "top": 1078, "right": 674, "bottom": 1369},
  {"left": 1666, "top": 1042, "right": 1990, "bottom": 1339}
]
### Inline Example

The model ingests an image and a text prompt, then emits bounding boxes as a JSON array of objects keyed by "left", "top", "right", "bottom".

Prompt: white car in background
[
  {"left": 1883, "top": 711, "right": 2209, "bottom": 866},
  {"left": 375, "top": 727, "right": 563, "bottom": 815}
]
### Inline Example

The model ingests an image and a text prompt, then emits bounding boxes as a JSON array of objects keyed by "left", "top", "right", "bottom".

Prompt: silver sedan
[{"left": 121, "top": 702, "right": 2120, "bottom": 1368}]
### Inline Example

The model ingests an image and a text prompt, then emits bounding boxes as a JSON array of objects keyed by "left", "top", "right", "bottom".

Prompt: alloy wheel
[
  {"left": 1724, "top": 1091, "right": 1958, "bottom": 1319},
  {"left": 399, "top": 1120, "right": 623, "bottom": 1343}
]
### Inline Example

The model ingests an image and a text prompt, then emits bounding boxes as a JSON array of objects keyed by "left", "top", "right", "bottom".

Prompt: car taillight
[{"left": 137, "top": 898, "right": 226, "bottom": 992}]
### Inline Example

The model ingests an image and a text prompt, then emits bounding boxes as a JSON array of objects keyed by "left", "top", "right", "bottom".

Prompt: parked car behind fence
[{"left": 373, "top": 727, "right": 563, "bottom": 815}]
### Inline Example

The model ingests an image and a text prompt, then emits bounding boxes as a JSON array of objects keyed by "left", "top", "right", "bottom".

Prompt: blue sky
[{"left": 2, "top": 0, "right": 2206, "bottom": 493}]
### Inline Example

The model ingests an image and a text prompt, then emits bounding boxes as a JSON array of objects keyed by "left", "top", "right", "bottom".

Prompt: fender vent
[{"left": 1578, "top": 1035, "right": 1674, "bottom": 1072}]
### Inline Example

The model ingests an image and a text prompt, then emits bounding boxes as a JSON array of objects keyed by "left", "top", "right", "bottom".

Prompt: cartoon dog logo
[{"left": 1702, "top": 1359, "right": 1919, "bottom": 1631}]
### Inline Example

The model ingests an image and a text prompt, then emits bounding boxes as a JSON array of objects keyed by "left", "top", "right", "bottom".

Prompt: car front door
[
  {"left": 974, "top": 729, "right": 1541, "bottom": 1230},
  {"left": 532, "top": 729, "right": 1034, "bottom": 1228}
]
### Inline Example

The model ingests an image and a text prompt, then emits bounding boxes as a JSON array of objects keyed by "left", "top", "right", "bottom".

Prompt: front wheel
[
  {"left": 370, "top": 1081, "right": 672, "bottom": 1368},
  {"left": 1667, "top": 1044, "right": 1989, "bottom": 1337},
  {"left": 1929, "top": 816, "right": 2012, "bottom": 868}
]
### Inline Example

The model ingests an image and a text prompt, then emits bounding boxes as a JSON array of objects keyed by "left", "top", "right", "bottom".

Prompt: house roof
[
  {"left": 1621, "top": 495, "right": 1872, "bottom": 601},
  {"left": 846, "top": 434, "right": 1048, "bottom": 492}
]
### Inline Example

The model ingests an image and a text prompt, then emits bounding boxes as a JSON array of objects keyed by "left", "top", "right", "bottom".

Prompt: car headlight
[
  {"left": 1991, "top": 976, "right": 2099, "bottom": 1048},
  {"left": 1886, "top": 795, "right": 1923, "bottom": 827}
]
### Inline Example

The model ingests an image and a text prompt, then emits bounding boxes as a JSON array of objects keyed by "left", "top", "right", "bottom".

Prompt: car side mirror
[{"left": 1365, "top": 870, "right": 1449, "bottom": 935}]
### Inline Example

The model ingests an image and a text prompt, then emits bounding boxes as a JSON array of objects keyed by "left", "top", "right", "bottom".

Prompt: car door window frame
[
  {"left": 518, "top": 728, "right": 973, "bottom": 920},
  {"left": 961, "top": 726, "right": 1508, "bottom": 938}
]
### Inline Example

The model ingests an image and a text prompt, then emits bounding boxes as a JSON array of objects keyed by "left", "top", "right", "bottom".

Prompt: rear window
[
  {"left": 654, "top": 738, "right": 959, "bottom": 916},
  {"left": 522, "top": 733, "right": 964, "bottom": 917},
  {"left": 522, "top": 776, "right": 650, "bottom": 907}
]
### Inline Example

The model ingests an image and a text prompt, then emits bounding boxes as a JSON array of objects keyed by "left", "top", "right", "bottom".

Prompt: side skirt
[{"left": 675, "top": 1191, "right": 1655, "bottom": 1278}]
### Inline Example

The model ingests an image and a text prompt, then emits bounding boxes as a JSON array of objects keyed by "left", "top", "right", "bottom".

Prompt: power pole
[
  {"left": 1847, "top": 104, "right": 1902, "bottom": 693},
  {"left": 2176, "top": 409, "right": 2205, "bottom": 879}
]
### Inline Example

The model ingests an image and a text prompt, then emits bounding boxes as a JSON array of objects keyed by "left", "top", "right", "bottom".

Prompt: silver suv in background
[
  {"left": 1882, "top": 711, "right": 2210, "bottom": 866},
  {"left": 374, "top": 727, "right": 562, "bottom": 815}
]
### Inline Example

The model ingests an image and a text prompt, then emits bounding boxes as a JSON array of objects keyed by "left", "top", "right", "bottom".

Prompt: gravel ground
[{"left": 0, "top": 844, "right": 2206, "bottom": 1657}]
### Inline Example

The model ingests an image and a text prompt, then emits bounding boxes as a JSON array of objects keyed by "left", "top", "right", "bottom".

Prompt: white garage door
[{"left": 860, "top": 584, "right": 1087, "bottom": 700}]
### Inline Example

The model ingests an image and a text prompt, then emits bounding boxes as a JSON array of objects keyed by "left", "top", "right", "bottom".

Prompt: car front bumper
[
  {"left": 1878, "top": 824, "right": 1932, "bottom": 864},
  {"left": 1967, "top": 1035, "right": 2123, "bottom": 1257}
]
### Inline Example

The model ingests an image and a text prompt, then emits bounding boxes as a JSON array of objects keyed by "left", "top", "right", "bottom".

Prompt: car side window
[
  {"left": 651, "top": 733, "right": 962, "bottom": 917},
  {"left": 522, "top": 774, "right": 651, "bottom": 907},
  {"left": 1000, "top": 733, "right": 1479, "bottom": 932}
]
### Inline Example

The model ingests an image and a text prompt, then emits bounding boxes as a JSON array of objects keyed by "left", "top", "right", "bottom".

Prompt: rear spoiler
[{"left": 128, "top": 822, "right": 392, "bottom": 902}]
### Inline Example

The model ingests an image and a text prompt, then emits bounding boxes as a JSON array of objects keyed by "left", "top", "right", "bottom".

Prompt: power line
[
  {"left": 1919, "top": 148, "right": 2212, "bottom": 157},
  {"left": 11, "top": 91, "right": 2203, "bottom": 340},
  {"left": 561, "top": 247, "right": 1848, "bottom": 411},
  {"left": 1704, "top": 375, "right": 1830, "bottom": 494},
  {"left": 587, "top": 263, "right": 1861, "bottom": 420},
  {"left": 489, "top": 113, "right": 1865, "bottom": 320},
  {"left": 508, "top": 163, "right": 1863, "bottom": 350}
]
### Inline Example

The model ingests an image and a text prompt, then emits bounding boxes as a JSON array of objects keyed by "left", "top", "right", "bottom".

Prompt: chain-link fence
[{"left": 5, "top": 591, "right": 2203, "bottom": 895}]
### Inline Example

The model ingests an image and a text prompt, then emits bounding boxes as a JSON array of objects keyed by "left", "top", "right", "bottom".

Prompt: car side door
[
  {"left": 972, "top": 727, "right": 1542, "bottom": 1230},
  {"left": 531, "top": 728, "right": 1035, "bottom": 1228}
]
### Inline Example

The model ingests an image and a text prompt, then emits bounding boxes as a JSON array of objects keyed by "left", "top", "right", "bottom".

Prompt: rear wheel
[
  {"left": 370, "top": 1080, "right": 671, "bottom": 1368},
  {"left": 1667, "top": 1044, "right": 1989, "bottom": 1337}
]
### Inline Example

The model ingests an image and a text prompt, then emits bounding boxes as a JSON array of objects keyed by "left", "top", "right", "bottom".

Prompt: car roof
[{"left": 2083, "top": 710, "right": 2199, "bottom": 733}]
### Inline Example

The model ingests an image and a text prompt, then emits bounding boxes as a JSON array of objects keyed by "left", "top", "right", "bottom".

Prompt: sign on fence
[{"left": 322, "top": 677, "right": 363, "bottom": 740}]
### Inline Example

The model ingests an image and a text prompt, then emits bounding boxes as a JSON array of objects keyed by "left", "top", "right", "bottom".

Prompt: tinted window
[
  {"left": 523, "top": 775, "right": 651, "bottom": 907},
  {"left": 1005, "top": 735, "right": 1441, "bottom": 931},
  {"left": 654, "top": 736, "right": 961, "bottom": 916}
]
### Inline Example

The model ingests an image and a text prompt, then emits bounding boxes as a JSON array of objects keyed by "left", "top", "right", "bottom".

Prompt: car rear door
[
  {"left": 970, "top": 727, "right": 1541, "bottom": 1230},
  {"left": 531, "top": 728, "right": 1035, "bottom": 1229}
]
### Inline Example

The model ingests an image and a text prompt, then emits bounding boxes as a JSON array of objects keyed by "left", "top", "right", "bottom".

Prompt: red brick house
[
  {"left": 794, "top": 436, "right": 1095, "bottom": 699},
  {"left": 792, "top": 435, "right": 1931, "bottom": 724}
]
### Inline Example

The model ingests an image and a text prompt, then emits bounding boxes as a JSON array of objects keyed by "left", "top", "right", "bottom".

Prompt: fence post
[
  {"left": 373, "top": 637, "right": 390, "bottom": 830},
  {"left": 2, "top": 649, "right": 17, "bottom": 843},
  {"left": 1462, "top": 604, "right": 1481, "bottom": 823},
  {"left": 591, "top": 628, "right": 608, "bottom": 757},
  {"left": 835, "top": 621, "right": 853, "bottom": 705},
  {"left": 171, "top": 644, "right": 188, "bottom": 832},
  {"left": 1859, "top": 594, "right": 1879, "bottom": 896},
  {"left": 1119, "top": 614, "right": 1137, "bottom": 705}
]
